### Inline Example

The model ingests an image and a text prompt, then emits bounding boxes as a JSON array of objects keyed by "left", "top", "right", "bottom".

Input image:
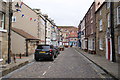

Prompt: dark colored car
[
  {"left": 54, "top": 46, "right": 60, "bottom": 58},
  {"left": 34, "top": 45, "right": 56, "bottom": 61}
]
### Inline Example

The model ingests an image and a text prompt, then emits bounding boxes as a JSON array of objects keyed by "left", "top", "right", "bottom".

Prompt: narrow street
[{"left": 3, "top": 48, "right": 101, "bottom": 78}]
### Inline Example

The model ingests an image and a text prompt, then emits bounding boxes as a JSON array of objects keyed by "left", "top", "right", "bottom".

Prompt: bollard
[{"left": 19, "top": 53, "right": 22, "bottom": 59}]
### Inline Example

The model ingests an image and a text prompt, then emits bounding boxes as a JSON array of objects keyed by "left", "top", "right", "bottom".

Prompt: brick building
[
  {"left": 0, "top": 0, "right": 9, "bottom": 64},
  {"left": 113, "top": 2, "right": 120, "bottom": 61},
  {"left": 95, "top": 2, "right": 111, "bottom": 58},
  {"left": 85, "top": 2, "right": 96, "bottom": 54},
  {"left": 57, "top": 26, "right": 78, "bottom": 47}
]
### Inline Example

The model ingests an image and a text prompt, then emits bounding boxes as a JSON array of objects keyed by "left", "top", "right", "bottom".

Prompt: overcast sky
[{"left": 23, "top": 0, "right": 94, "bottom": 27}]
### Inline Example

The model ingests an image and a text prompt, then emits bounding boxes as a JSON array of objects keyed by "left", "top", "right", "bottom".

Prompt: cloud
[{"left": 23, "top": 0, "right": 94, "bottom": 26}]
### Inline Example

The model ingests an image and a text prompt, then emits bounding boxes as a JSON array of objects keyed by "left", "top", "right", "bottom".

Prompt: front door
[{"left": 118, "top": 36, "right": 120, "bottom": 54}]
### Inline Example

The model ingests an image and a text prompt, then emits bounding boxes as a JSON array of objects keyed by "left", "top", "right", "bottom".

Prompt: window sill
[
  {"left": 99, "top": 30, "right": 103, "bottom": 32},
  {"left": 117, "top": 23, "right": 120, "bottom": 25},
  {"left": 0, "top": 59, "right": 3, "bottom": 62},
  {"left": 99, "top": 48, "right": 104, "bottom": 51},
  {"left": 0, "top": 29, "right": 7, "bottom": 33}
]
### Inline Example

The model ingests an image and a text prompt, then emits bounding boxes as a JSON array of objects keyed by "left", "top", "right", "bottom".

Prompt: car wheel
[
  {"left": 35, "top": 58, "right": 39, "bottom": 61},
  {"left": 54, "top": 54, "right": 57, "bottom": 58}
]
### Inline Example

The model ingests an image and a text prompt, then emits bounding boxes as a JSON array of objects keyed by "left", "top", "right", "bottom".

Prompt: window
[
  {"left": 99, "top": 19, "right": 103, "bottom": 31},
  {"left": 12, "top": 16, "right": 16, "bottom": 22},
  {"left": 107, "top": 13, "right": 110, "bottom": 27},
  {"left": 92, "top": 39, "right": 95, "bottom": 50},
  {"left": 117, "top": 6, "right": 120, "bottom": 24},
  {"left": 91, "top": 7, "right": 93, "bottom": 18},
  {"left": 107, "top": 2, "right": 110, "bottom": 9},
  {"left": 0, "top": 12, "right": 5, "bottom": 29},
  {"left": 99, "top": 38, "right": 103, "bottom": 50},
  {"left": 91, "top": 25, "right": 93, "bottom": 34},
  {"left": 0, "top": 41, "right": 2, "bottom": 59},
  {"left": 118, "top": 36, "right": 120, "bottom": 54},
  {"left": 100, "top": 10, "right": 102, "bottom": 15}
]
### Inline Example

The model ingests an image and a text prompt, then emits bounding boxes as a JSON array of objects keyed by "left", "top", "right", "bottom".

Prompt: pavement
[
  {"left": 0, "top": 54, "right": 34, "bottom": 78},
  {"left": 75, "top": 47, "right": 119, "bottom": 79}
]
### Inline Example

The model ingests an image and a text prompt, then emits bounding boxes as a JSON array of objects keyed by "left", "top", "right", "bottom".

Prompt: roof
[{"left": 11, "top": 27, "right": 39, "bottom": 40}]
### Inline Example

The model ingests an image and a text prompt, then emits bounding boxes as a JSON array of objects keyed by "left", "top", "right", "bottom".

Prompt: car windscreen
[{"left": 37, "top": 46, "right": 50, "bottom": 49}]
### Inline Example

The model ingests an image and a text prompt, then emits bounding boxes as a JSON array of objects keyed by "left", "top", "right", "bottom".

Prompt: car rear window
[{"left": 37, "top": 45, "right": 50, "bottom": 49}]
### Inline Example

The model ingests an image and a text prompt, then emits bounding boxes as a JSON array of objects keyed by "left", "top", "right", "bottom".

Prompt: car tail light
[
  {"left": 49, "top": 53, "right": 52, "bottom": 56},
  {"left": 49, "top": 49, "right": 53, "bottom": 52},
  {"left": 35, "top": 49, "right": 39, "bottom": 53}
]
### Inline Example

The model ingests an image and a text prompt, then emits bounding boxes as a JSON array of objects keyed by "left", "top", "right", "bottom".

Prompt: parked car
[
  {"left": 54, "top": 46, "right": 60, "bottom": 57},
  {"left": 34, "top": 45, "right": 56, "bottom": 61},
  {"left": 59, "top": 45, "right": 64, "bottom": 51},
  {"left": 64, "top": 45, "right": 69, "bottom": 48}
]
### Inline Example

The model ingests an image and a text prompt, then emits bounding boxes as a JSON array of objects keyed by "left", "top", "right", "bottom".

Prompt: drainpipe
[
  {"left": 45, "top": 20, "right": 47, "bottom": 45},
  {"left": 26, "top": 39, "right": 28, "bottom": 57},
  {"left": 110, "top": 2, "right": 116, "bottom": 62},
  {"left": 8, "top": 0, "right": 12, "bottom": 64}
]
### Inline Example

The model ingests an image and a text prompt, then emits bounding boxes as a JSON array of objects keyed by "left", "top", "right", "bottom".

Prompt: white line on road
[
  {"left": 48, "top": 66, "right": 51, "bottom": 69},
  {"left": 42, "top": 71, "right": 47, "bottom": 76}
]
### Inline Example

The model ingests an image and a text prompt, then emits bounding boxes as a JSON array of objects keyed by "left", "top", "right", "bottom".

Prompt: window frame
[
  {"left": 107, "top": 13, "right": 110, "bottom": 28},
  {"left": 99, "top": 19, "right": 103, "bottom": 31},
  {"left": 107, "top": 2, "right": 110, "bottom": 9},
  {"left": 99, "top": 38, "right": 103, "bottom": 50},
  {"left": 0, "top": 12, "right": 5, "bottom": 29},
  {"left": 118, "top": 36, "right": 120, "bottom": 54},
  {"left": 117, "top": 6, "right": 120, "bottom": 24},
  {"left": 100, "top": 10, "right": 102, "bottom": 15},
  {"left": 12, "top": 16, "right": 17, "bottom": 22}
]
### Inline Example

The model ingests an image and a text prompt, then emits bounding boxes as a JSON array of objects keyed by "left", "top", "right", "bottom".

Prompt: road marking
[
  {"left": 42, "top": 71, "right": 46, "bottom": 75},
  {"left": 48, "top": 66, "right": 51, "bottom": 69}
]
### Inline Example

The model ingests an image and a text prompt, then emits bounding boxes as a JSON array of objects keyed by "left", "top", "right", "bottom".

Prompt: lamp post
[
  {"left": 45, "top": 19, "right": 47, "bottom": 45},
  {"left": 110, "top": 2, "right": 116, "bottom": 62},
  {"left": 44, "top": 15, "right": 48, "bottom": 45},
  {"left": 8, "top": 0, "right": 12, "bottom": 64}
]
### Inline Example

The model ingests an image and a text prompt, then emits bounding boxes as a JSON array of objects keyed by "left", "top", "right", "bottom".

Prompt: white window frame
[
  {"left": 0, "top": 12, "right": 5, "bottom": 29},
  {"left": 0, "top": 12, "right": 7, "bottom": 32},
  {"left": 100, "top": 10, "right": 102, "bottom": 15},
  {"left": 117, "top": 6, "right": 120, "bottom": 24},
  {"left": 99, "top": 19, "right": 103, "bottom": 31},
  {"left": 91, "top": 6, "right": 93, "bottom": 18},
  {"left": 107, "top": 13, "right": 110, "bottom": 28},
  {"left": 12, "top": 16, "right": 16, "bottom": 22},
  {"left": 107, "top": 2, "right": 110, "bottom": 9},
  {"left": 99, "top": 38, "right": 103, "bottom": 50}
]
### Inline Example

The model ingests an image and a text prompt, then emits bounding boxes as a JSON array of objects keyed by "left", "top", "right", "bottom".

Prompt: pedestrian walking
[{"left": 10, "top": 50, "right": 16, "bottom": 63}]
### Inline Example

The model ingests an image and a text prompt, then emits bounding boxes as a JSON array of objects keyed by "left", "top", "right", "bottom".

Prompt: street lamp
[
  {"left": 44, "top": 14, "right": 48, "bottom": 45},
  {"left": 8, "top": 0, "right": 12, "bottom": 64},
  {"left": 110, "top": 2, "right": 116, "bottom": 62}
]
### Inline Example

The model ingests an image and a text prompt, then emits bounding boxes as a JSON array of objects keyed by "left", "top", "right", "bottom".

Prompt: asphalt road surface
[{"left": 3, "top": 48, "right": 101, "bottom": 78}]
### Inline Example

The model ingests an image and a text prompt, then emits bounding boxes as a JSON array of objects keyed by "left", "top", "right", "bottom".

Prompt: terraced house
[
  {"left": 95, "top": 0, "right": 120, "bottom": 62},
  {"left": 11, "top": 1, "right": 42, "bottom": 56},
  {"left": 78, "top": 0, "right": 120, "bottom": 62},
  {"left": 113, "top": 1, "right": 120, "bottom": 61},
  {"left": 85, "top": 2, "right": 96, "bottom": 54},
  {"left": 0, "top": 0, "right": 9, "bottom": 64},
  {"left": 58, "top": 26, "right": 78, "bottom": 47}
]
